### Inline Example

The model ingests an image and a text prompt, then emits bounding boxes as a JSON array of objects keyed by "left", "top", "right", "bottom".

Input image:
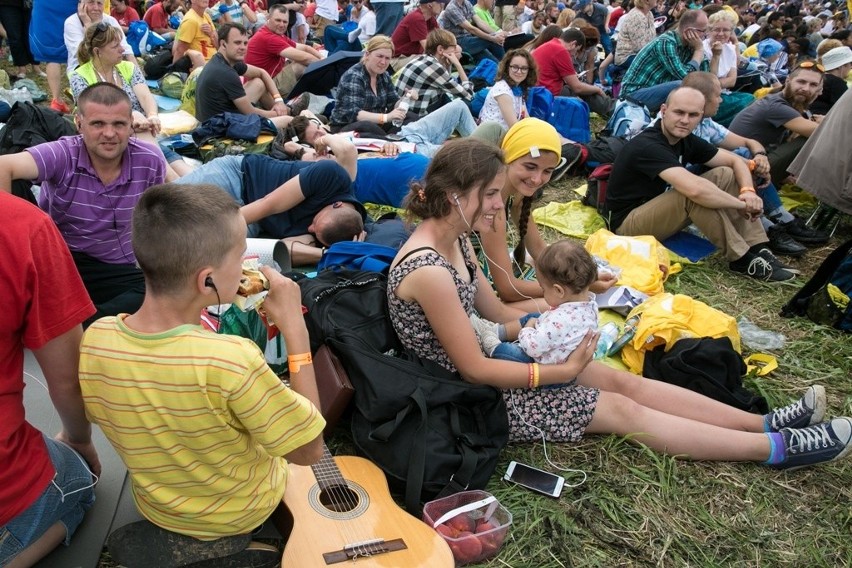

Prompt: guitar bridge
[{"left": 321, "top": 538, "right": 408, "bottom": 564}]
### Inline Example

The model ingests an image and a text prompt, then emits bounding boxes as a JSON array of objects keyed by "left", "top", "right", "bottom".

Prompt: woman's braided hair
[{"left": 512, "top": 195, "right": 534, "bottom": 268}]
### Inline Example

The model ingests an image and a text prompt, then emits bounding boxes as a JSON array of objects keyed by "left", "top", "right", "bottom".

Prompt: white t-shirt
[
  {"left": 703, "top": 40, "right": 738, "bottom": 82},
  {"left": 315, "top": 0, "right": 338, "bottom": 22},
  {"left": 290, "top": 13, "right": 309, "bottom": 42},
  {"left": 358, "top": 9, "right": 376, "bottom": 43},
  {"left": 479, "top": 80, "right": 525, "bottom": 130}
]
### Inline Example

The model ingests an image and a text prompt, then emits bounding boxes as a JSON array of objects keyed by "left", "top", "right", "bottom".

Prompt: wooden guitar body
[{"left": 282, "top": 453, "right": 454, "bottom": 567}]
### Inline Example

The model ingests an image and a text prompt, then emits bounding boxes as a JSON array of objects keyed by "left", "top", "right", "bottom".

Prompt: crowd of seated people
[{"left": 1, "top": 0, "right": 851, "bottom": 565}]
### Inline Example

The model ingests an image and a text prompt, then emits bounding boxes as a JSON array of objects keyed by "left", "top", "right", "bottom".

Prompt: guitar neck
[{"left": 310, "top": 444, "right": 349, "bottom": 490}]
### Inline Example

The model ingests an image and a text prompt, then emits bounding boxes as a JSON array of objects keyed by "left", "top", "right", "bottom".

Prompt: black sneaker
[
  {"left": 764, "top": 385, "right": 826, "bottom": 432},
  {"left": 755, "top": 247, "right": 801, "bottom": 275},
  {"left": 766, "top": 225, "right": 806, "bottom": 257},
  {"left": 549, "top": 143, "right": 584, "bottom": 184},
  {"left": 778, "top": 216, "right": 830, "bottom": 245},
  {"left": 729, "top": 251, "right": 795, "bottom": 282},
  {"left": 287, "top": 92, "right": 311, "bottom": 116},
  {"left": 769, "top": 418, "right": 852, "bottom": 470}
]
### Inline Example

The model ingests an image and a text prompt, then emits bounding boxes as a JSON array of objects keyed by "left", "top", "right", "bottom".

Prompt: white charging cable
[{"left": 24, "top": 371, "right": 100, "bottom": 500}]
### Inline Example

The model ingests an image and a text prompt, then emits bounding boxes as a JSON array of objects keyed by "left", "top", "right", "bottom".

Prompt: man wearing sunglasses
[
  {"left": 620, "top": 9, "right": 713, "bottom": 112},
  {"left": 729, "top": 63, "right": 825, "bottom": 192}
]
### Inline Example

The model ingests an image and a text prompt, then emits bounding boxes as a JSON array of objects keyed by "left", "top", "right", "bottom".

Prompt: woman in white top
[
  {"left": 703, "top": 9, "right": 753, "bottom": 126},
  {"left": 478, "top": 49, "right": 538, "bottom": 130},
  {"left": 64, "top": 0, "right": 135, "bottom": 73}
]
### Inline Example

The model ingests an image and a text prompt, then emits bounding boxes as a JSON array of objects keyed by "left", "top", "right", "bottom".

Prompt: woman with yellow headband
[
  {"left": 386, "top": 136, "right": 851, "bottom": 468},
  {"left": 477, "top": 118, "right": 615, "bottom": 312},
  {"left": 329, "top": 35, "right": 417, "bottom": 136}
]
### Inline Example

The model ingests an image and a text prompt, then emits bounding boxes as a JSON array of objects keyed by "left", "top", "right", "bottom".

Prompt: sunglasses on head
[{"left": 797, "top": 61, "right": 825, "bottom": 72}]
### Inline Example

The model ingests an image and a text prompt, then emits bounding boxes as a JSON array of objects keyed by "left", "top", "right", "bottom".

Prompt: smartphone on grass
[{"left": 504, "top": 461, "right": 565, "bottom": 498}]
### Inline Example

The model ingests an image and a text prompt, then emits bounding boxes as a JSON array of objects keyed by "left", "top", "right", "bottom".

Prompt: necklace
[{"left": 94, "top": 62, "right": 119, "bottom": 85}]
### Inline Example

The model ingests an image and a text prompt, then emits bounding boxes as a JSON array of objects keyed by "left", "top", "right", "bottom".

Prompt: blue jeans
[
  {"left": 458, "top": 35, "right": 505, "bottom": 64},
  {"left": 490, "top": 312, "right": 539, "bottom": 363},
  {"left": 323, "top": 25, "right": 361, "bottom": 55},
  {"left": 401, "top": 99, "right": 477, "bottom": 158},
  {"left": 373, "top": 2, "right": 405, "bottom": 36},
  {"left": 492, "top": 341, "right": 533, "bottom": 363},
  {"left": 0, "top": 436, "right": 96, "bottom": 565},
  {"left": 732, "top": 147, "right": 783, "bottom": 211},
  {"left": 173, "top": 156, "right": 261, "bottom": 237},
  {"left": 624, "top": 80, "right": 681, "bottom": 113},
  {"left": 600, "top": 32, "right": 613, "bottom": 56}
]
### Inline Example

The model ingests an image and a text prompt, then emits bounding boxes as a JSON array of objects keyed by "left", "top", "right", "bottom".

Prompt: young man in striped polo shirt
[
  {"left": 0, "top": 83, "right": 166, "bottom": 326},
  {"left": 79, "top": 183, "right": 325, "bottom": 567}
]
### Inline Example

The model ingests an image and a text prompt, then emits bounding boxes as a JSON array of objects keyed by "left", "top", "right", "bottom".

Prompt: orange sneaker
[{"left": 50, "top": 99, "right": 71, "bottom": 114}]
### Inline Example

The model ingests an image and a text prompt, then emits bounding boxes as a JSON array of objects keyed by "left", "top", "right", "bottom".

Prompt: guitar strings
[{"left": 313, "top": 447, "right": 377, "bottom": 557}]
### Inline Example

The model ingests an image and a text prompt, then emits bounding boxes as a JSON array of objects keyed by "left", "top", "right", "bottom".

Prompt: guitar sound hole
[{"left": 319, "top": 484, "right": 360, "bottom": 513}]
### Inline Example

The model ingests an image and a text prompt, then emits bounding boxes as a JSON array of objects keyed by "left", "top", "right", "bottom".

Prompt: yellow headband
[{"left": 501, "top": 118, "right": 562, "bottom": 164}]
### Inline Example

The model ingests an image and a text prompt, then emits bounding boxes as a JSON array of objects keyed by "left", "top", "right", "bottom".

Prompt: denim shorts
[{"left": 0, "top": 436, "right": 97, "bottom": 565}]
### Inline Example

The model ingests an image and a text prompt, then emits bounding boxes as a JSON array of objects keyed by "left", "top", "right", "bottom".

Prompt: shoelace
[
  {"left": 747, "top": 256, "right": 773, "bottom": 279},
  {"left": 787, "top": 423, "right": 835, "bottom": 454},
  {"left": 771, "top": 398, "right": 806, "bottom": 430}
]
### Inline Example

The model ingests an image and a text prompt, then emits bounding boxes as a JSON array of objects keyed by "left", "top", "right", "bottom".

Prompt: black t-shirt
[
  {"left": 605, "top": 123, "right": 718, "bottom": 230},
  {"left": 810, "top": 73, "right": 848, "bottom": 116},
  {"left": 241, "top": 155, "right": 366, "bottom": 238},
  {"left": 195, "top": 53, "right": 248, "bottom": 121}
]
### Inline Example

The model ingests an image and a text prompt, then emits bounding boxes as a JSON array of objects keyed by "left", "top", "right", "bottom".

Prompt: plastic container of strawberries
[{"left": 422, "top": 490, "right": 512, "bottom": 566}]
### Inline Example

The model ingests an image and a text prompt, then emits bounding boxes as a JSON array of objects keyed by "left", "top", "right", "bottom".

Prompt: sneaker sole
[{"left": 809, "top": 385, "right": 827, "bottom": 426}]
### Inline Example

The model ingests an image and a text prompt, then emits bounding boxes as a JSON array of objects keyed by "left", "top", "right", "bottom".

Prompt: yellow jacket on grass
[
  {"left": 585, "top": 229, "right": 680, "bottom": 296},
  {"left": 620, "top": 293, "right": 741, "bottom": 374}
]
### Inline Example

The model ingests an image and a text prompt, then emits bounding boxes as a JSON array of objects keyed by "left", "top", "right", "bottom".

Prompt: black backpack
[
  {"left": 298, "top": 269, "right": 391, "bottom": 353},
  {"left": 782, "top": 238, "right": 852, "bottom": 332},
  {"left": 0, "top": 102, "right": 76, "bottom": 204},
  {"left": 299, "top": 269, "right": 509, "bottom": 514},
  {"left": 643, "top": 337, "right": 769, "bottom": 414}
]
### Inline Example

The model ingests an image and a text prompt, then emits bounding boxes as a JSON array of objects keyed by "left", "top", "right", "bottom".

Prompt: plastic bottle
[
  {"left": 606, "top": 314, "right": 641, "bottom": 357},
  {"left": 392, "top": 94, "right": 411, "bottom": 128}
]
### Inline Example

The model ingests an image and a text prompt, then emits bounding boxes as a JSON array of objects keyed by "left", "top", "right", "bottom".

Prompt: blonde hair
[
  {"left": 77, "top": 23, "right": 124, "bottom": 65},
  {"left": 708, "top": 9, "right": 737, "bottom": 27},
  {"left": 363, "top": 34, "right": 394, "bottom": 55},
  {"left": 817, "top": 39, "right": 843, "bottom": 60},
  {"left": 556, "top": 8, "right": 575, "bottom": 27}
]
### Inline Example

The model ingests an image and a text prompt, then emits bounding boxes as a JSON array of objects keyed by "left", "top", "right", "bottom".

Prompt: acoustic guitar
[{"left": 282, "top": 446, "right": 454, "bottom": 567}]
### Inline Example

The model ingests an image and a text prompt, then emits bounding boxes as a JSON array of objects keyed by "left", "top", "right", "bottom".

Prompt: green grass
[
  {"left": 467, "top": 176, "right": 852, "bottom": 567},
  {"left": 11, "top": 61, "right": 849, "bottom": 566}
]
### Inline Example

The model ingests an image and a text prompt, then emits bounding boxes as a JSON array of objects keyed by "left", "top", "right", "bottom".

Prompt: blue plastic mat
[
  {"left": 153, "top": 94, "right": 181, "bottom": 112},
  {"left": 662, "top": 231, "right": 717, "bottom": 262}
]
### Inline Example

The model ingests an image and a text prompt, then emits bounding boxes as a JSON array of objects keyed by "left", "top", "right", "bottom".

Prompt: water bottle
[
  {"left": 607, "top": 314, "right": 641, "bottom": 357},
  {"left": 392, "top": 94, "right": 411, "bottom": 128}
]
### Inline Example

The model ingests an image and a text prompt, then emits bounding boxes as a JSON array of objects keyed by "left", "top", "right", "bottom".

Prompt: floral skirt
[{"left": 503, "top": 382, "right": 599, "bottom": 443}]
